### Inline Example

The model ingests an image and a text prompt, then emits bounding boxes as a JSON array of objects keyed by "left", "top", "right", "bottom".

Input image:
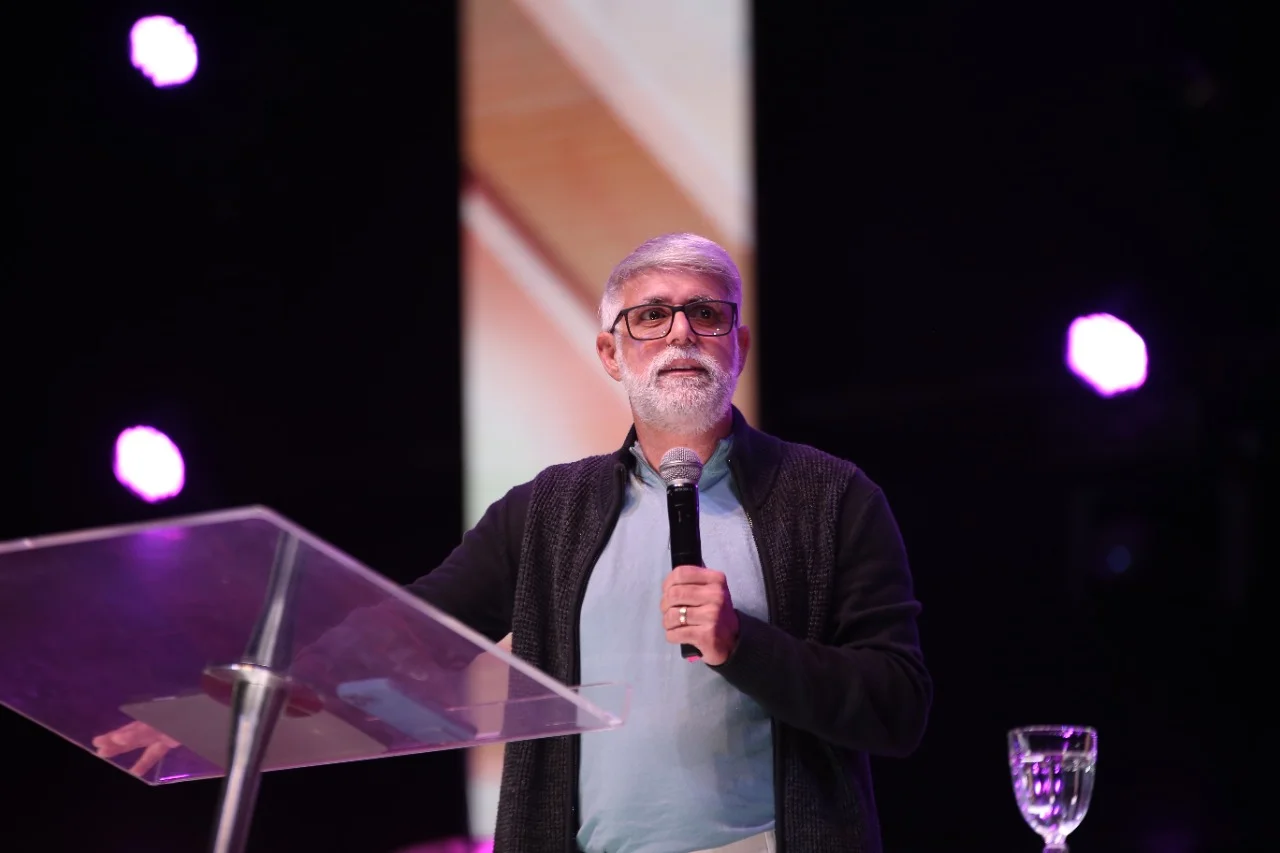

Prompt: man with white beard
[{"left": 412, "top": 234, "right": 931, "bottom": 853}]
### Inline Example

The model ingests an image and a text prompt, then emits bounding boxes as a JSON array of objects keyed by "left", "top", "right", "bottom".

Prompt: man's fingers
[
  {"left": 93, "top": 722, "right": 177, "bottom": 759},
  {"left": 662, "top": 603, "right": 714, "bottom": 630},
  {"left": 93, "top": 724, "right": 145, "bottom": 757},
  {"left": 94, "top": 740, "right": 129, "bottom": 758},
  {"left": 659, "top": 584, "right": 726, "bottom": 613},
  {"left": 129, "top": 740, "right": 174, "bottom": 777},
  {"left": 665, "top": 565, "right": 725, "bottom": 586},
  {"left": 664, "top": 625, "right": 713, "bottom": 649}
]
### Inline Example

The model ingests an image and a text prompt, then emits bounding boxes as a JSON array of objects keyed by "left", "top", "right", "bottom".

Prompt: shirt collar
[{"left": 630, "top": 436, "right": 734, "bottom": 490}]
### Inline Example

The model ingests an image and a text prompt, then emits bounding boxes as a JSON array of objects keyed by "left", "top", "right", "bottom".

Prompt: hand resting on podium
[
  {"left": 92, "top": 720, "right": 180, "bottom": 777},
  {"left": 88, "top": 598, "right": 484, "bottom": 777}
]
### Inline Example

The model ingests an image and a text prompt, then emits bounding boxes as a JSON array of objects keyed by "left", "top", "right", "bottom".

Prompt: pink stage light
[
  {"left": 130, "top": 16, "right": 198, "bottom": 88},
  {"left": 114, "top": 427, "right": 185, "bottom": 503},
  {"left": 1065, "top": 313, "right": 1148, "bottom": 397}
]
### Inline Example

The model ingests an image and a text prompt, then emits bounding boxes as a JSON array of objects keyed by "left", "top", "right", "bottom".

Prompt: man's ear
[
  {"left": 597, "top": 330, "right": 623, "bottom": 382},
  {"left": 735, "top": 324, "right": 751, "bottom": 376}
]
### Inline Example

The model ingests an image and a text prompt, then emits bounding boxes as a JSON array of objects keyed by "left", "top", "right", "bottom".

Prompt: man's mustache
[{"left": 648, "top": 347, "right": 719, "bottom": 379}]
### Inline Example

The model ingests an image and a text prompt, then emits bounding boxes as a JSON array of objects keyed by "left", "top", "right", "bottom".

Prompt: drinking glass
[{"left": 1007, "top": 725, "right": 1097, "bottom": 852}]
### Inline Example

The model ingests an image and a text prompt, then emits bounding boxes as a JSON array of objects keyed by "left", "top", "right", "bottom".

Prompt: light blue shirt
[{"left": 577, "top": 438, "right": 775, "bottom": 853}]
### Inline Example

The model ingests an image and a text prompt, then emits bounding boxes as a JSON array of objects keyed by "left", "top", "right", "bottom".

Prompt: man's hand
[
  {"left": 92, "top": 721, "right": 180, "bottom": 777},
  {"left": 660, "top": 566, "right": 740, "bottom": 666}
]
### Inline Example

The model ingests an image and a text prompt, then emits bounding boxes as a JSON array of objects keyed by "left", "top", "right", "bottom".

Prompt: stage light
[
  {"left": 1105, "top": 544, "right": 1132, "bottom": 575},
  {"left": 114, "top": 426, "right": 185, "bottom": 503},
  {"left": 130, "top": 16, "right": 198, "bottom": 88},
  {"left": 1066, "top": 313, "right": 1148, "bottom": 397}
]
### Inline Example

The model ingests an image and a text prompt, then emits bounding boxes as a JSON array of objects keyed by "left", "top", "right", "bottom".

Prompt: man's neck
[{"left": 632, "top": 409, "right": 734, "bottom": 472}]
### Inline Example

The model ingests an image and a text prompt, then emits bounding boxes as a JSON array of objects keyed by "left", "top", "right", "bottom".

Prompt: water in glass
[{"left": 1008, "top": 725, "right": 1097, "bottom": 851}]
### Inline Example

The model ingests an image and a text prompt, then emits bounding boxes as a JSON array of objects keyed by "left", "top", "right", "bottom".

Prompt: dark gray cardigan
[{"left": 410, "top": 410, "right": 931, "bottom": 852}]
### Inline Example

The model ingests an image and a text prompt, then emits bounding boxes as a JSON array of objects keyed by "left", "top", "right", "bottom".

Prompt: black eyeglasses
[{"left": 610, "top": 300, "right": 738, "bottom": 340}]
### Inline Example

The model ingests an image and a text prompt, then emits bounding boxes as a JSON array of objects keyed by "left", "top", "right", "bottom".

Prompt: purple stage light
[
  {"left": 130, "top": 16, "right": 198, "bottom": 88},
  {"left": 114, "top": 426, "right": 185, "bottom": 503},
  {"left": 1066, "top": 313, "right": 1148, "bottom": 397}
]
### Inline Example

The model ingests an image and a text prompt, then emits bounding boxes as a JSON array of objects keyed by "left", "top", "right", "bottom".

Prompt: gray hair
[{"left": 598, "top": 233, "right": 743, "bottom": 331}]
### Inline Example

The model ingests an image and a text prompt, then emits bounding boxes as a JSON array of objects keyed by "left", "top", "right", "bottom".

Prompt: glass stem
[{"left": 1044, "top": 844, "right": 1069, "bottom": 853}]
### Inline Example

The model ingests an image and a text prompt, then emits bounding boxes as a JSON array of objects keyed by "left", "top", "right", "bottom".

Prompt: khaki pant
[{"left": 691, "top": 831, "right": 776, "bottom": 853}]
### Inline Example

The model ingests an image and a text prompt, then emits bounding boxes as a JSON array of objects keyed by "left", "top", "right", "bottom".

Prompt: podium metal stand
[{"left": 0, "top": 506, "right": 628, "bottom": 852}]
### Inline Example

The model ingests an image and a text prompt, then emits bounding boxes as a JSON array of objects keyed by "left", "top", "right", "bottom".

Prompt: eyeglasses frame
[{"left": 609, "top": 300, "right": 739, "bottom": 341}]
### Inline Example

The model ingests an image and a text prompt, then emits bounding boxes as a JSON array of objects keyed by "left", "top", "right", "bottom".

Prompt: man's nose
[{"left": 668, "top": 310, "right": 697, "bottom": 343}]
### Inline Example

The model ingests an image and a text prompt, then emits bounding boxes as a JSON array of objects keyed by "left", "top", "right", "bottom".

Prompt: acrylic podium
[{"left": 0, "top": 506, "right": 628, "bottom": 853}]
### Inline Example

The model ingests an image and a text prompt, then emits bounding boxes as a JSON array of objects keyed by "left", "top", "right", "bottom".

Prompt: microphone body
[
  {"left": 666, "top": 481, "right": 703, "bottom": 660},
  {"left": 659, "top": 447, "right": 707, "bottom": 662}
]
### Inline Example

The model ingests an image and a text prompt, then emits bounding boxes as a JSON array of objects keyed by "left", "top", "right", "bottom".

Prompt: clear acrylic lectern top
[{"left": 0, "top": 506, "right": 627, "bottom": 785}]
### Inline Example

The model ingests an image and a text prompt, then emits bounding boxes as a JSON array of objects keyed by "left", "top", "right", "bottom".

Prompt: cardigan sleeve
[{"left": 712, "top": 473, "right": 932, "bottom": 756}]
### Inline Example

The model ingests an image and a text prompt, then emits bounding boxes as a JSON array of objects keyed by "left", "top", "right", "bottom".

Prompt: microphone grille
[{"left": 659, "top": 447, "right": 704, "bottom": 485}]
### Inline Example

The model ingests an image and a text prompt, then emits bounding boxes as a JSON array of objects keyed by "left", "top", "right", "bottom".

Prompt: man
[{"left": 410, "top": 233, "right": 931, "bottom": 853}]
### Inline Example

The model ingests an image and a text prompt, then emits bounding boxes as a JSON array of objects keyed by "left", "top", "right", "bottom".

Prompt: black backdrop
[{"left": 5, "top": 1, "right": 1269, "bottom": 850}]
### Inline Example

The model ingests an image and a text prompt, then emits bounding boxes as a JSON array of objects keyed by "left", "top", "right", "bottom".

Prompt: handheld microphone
[{"left": 659, "top": 447, "right": 705, "bottom": 661}]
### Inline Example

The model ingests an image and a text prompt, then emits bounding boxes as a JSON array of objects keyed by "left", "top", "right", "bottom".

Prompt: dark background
[{"left": 4, "top": 1, "right": 1270, "bottom": 850}]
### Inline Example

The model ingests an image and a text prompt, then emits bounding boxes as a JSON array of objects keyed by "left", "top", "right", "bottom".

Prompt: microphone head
[{"left": 659, "top": 447, "right": 704, "bottom": 485}]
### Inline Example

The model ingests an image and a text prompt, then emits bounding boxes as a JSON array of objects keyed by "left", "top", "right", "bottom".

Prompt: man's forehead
[{"left": 623, "top": 271, "right": 727, "bottom": 303}]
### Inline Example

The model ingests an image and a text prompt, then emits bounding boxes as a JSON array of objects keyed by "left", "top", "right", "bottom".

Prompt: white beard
[{"left": 617, "top": 340, "right": 738, "bottom": 434}]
